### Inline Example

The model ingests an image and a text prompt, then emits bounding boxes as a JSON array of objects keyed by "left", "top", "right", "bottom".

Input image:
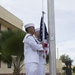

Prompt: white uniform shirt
[
  {"left": 23, "top": 33, "right": 44, "bottom": 64},
  {"left": 34, "top": 37, "right": 47, "bottom": 64}
]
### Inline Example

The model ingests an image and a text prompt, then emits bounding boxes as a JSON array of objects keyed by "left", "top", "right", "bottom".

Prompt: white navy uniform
[
  {"left": 38, "top": 47, "right": 49, "bottom": 75},
  {"left": 35, "top": 38, "right": 47, "bottom": 75},
  {"left": 23, "top": 33, "right": 44, "bottom": 75},
  {"left": 35, "top": 28, "right": 49, "bottom": 75}
]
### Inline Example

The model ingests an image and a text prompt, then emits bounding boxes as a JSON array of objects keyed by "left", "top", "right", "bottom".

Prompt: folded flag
[
  {"left": 39, "top": 13, "right": 48, "bottom": 56},
  {"left": 39, "top": 14, "right": 48, "bottom": 48}
]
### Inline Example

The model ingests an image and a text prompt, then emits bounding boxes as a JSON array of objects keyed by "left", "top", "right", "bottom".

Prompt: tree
[
  {"left": 1, "top": 29, "right": 26, "bottom": 75},
  {"left": 60, "top": 54, "right": 73, "bottom": 63},
  {"left": 0, "top": 30, "right": 15, "bottom": 63},
  {"left": 73, "top": 66, "right": 75, "bottom": 73},
  {"left": 0, "top": 30, "right": 15, "bottom": 66},
  {"left": 0, "top": 31, "right": 2, "bottom": 60},
  {"left": 60, "top": 54, "right": 73, "bottom": 75},
  {"left": 0, "top": 32, "right": 2, "bottom": 65},
  {"left": 0, "top": 32, "right": 1, "bottom": 52}
]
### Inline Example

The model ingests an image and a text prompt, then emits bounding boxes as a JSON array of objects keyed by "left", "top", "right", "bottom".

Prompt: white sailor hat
[
  {"left": 24, "top": 23, "right": 34, "bottom": 29},
  {"left": 35, "top": 28, "right": 40, "bottom": 32}
]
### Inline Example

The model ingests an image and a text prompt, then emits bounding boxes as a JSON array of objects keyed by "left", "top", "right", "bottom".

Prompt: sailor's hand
[{"left": 41, "top": 42, "right": 45, "bottom": 48}]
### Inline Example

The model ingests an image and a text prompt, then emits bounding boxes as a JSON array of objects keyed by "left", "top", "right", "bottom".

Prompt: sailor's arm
[{"left": 25, "top": 36, "right": 44, "bottom": 51}]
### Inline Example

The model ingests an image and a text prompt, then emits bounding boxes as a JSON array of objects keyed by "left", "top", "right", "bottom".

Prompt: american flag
[
  {"left": 39, "top": 14, "right": 48, "bottom": 48},
  {"left": 39, "top": 13, "right": 48, "bottom": 57}
]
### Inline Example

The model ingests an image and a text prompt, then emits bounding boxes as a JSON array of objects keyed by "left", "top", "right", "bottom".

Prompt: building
[{"left": 0, "top": 5, "right": 23, "bottom": 31}]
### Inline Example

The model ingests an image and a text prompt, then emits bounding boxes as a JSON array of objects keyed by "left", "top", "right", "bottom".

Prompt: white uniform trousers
[
  {"left": 38, "top": 64, "right": 46, "bottom": 75},
  {"left": 25, "top": 63, "right": 38, "bottom": 75}
]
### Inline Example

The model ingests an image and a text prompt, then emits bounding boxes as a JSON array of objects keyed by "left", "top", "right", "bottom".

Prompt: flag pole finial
[{"left": 42, "top": 11, "right": 45, "bottom": 14}]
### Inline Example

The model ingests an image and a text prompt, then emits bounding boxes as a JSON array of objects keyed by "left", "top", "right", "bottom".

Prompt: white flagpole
[{"left": 47, "top": 0, "right": 56, "bottom": 75}]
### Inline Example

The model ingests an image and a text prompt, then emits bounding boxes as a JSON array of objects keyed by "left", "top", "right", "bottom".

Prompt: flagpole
[{"left": 47, "top": 0, "right": 56, "bottom": 75}]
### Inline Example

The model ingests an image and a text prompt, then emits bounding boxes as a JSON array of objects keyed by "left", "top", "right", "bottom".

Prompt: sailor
[
  {"left": 23, "top": 23, "right": 44, "bottom": 75},
  {"left": 35, "top": 28, "right": 49, "bottom": 75}
]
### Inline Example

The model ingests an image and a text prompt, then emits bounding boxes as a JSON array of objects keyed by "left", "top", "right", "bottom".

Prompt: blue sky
[{"left": 0, "top": 0, "right": 75, "bottom": 65}]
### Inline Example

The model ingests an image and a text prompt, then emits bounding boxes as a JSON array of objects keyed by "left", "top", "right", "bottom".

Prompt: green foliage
[
  {"left": 73, "top": 67, "right": 75, "bottom": 73},
  {"left": 0, "top": 31, "right": 2, "bottom": 52},
  {"left": 0, "top": 30, "right": 14, "bottom": 52},
  {"left": 0, "top": 31, "right": 2, "bottom": 60},
  {"left": 0, "top": 29, "right": 26, "bottom": 75},
  {"left": 0, "top": 53, "right": 1, "bottom": 61},
  {"left": 60, "top": 54, "right": 73, "bottom": 63},
  {"left": 1, "top": 30, "right": 26, "bottom": 56},
  {"left": 1, "top": 30, "right": 25, "bottom": 56},
  {"left": 1, "top": 30, "right": 14, "bottom": 41},
  {"left": 2, "top": 55, "right": 12, "bottom": 64}
]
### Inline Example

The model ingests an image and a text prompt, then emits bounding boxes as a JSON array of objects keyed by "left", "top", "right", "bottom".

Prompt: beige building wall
[
  {"left": 46, "top": 59, "right": 65, "bottom": 74},
  {"left": 56, "top": 59, "right": 65, "bottom": 74},
  {"left": 0, "top": 62, "right": 13, "bottom": 73},
  {"left": 1, "top": 24, "right": 8, "bottom": 31},
  {"left": 0, "top": 5, "right": 23, "bottom": 30},
  {"left": 0, "top": 61, "right": 25, "bottom": 74}
]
